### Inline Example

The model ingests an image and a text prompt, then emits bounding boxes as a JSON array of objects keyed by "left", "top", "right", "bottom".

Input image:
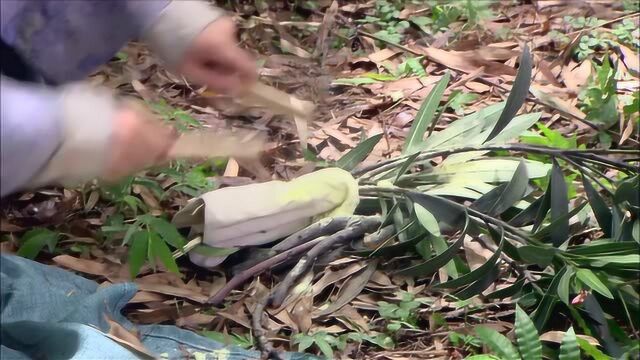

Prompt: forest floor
[{"left": 1, "top": 1, "right": 639, "bottom": 359}]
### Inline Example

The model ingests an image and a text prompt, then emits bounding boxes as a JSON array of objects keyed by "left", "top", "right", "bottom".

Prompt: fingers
[{"left": 181, "top": 16, "right": 258, "bottom": 96}]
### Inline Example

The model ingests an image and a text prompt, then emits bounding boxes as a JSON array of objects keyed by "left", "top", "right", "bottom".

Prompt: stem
[{"left": 353, "top": 144, "right": 639, "bottom": 180}]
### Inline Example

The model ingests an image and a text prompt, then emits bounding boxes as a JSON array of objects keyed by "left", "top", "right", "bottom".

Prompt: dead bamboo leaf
[
  {"left": 315, "top": 259, "right": 379, "bottom": 317},
  {"left": 540, "top": 330, "right": 600, "bottom": 346}
]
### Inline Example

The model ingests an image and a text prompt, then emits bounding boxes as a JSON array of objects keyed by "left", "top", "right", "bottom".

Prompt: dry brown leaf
[
  {"left": 420, "top": 47, "right": 517, "bottom": 77},
  {"left": 135, "top": 282, "right": 208, "bottom": 303},
  {"left": 129, "top": 291, "right": 167, "bottom": 304},
  {"left": 464, "top": 237, "right": 493, "bottom": 270},
  {"left": 53, "top": 255, "right": 113, "bottom": 276},
  {"left": 540, "top": 331, "right": 600, "bottom": 345},
  {"left": 619, "top": 118, "right": 635, "bottom": 145},
  {"left": 290, "top": 289, "right": 314, "bottom": 333},
  {"left": 101, "top": 315, "right": 156, "bottom": 359},
  {"left": 175, "top": 313, "right": 217, "bottom": 328},
  {"left": 562, "top": 60, "right": 591, "bottom": 94},
  {"left": 619, "top": 45, "right": 639, "bottom": 75}
]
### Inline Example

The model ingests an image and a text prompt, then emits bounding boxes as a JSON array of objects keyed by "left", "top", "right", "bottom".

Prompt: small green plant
[
  {"left": 292, "top": 331, "right": 342, "bottom": 359},
  {"left": 101, "top": 213, "right": 186, "bottom": 277},
  {"left": 201, "top": 331, "right": 254, "bottom": 349},
  {"left": 449, "top": 331, "right": 483, "bottom": 354},
  {"left": 562, "top": 16, "right": 639, "bottom": 60},
  {"left": 377, "top": 291, "right": 428, "bottom": 332},
  {"left": 16, "top": 228, "right": 61, "bottom": 259},
  {"left": 473, "top": 306, "right": 574, "bottom": 360},
  {"left": 578, "top": 58, "right": 619, "bottom": 131}
]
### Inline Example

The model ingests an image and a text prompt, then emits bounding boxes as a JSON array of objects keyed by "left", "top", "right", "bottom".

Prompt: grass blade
[
  {"left": 515, "top": 305, "right": 542, "bottom": 360},
  {"left": 403, "top": 72, "right": 450, "bottom": 154},
  {"left": 484, "top": 45, "right": 532, "bottom": 143}
]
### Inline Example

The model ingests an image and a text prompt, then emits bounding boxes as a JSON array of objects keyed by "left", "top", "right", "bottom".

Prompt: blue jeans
[{"left": 0, "top": 254, "right": 317, "bottom": 359}]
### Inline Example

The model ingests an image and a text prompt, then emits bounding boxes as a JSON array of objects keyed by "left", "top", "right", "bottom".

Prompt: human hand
[
  {"left": 103, "top": 102, "right": 177, "bottom": 181},
  {"left": 178, "top": 17, "right": 257, "bottom": 96}
]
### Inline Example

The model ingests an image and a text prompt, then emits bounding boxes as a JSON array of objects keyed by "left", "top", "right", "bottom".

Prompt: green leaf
[
  {"left": 559, "top": 327, "right": 580, "bottom": 360},
  {"left": 472, "top": 159, "right": 529, "bottom": 216},
  {"left": 407, "top": 192, "right": 467, "bottom": 231},
  {"left": 550, "top": 158, "right": 569, "bottom": 247},
  {"left": 296, "top": 335, "right": 314, "bottom": 352},
  {"left": 575, "top": 269, "right": 613, "bottom": 299},
  {"left": 190, "top": 245, "right": 239, "bottom": 257},
  {"left": 314, "top": 336, "right": 334, "bottom": 359},
  {"left": 582, "top": 177, "right": 612, "bottom": 237},
  {"left": 336, "top": 133, "right": 383, "bottom": 171},
  {"left": 393, "top": 152, "right": 420, "bottom": 184},
  {"left": 148, "top": 217, "right": 186, "bottom": 250},
  {"left": 128, "top": 230, "right": 149, "bottom": 278},
  {"left": 434, "top": 225, "right": 504, "bottom": 289},
  {"left": 576, "top": 338, "right": 612, "bottom": 360},
  {"left": 395, "top": 217, "right": 468, "bottom": 277},
  {"left": 149, "top": 232, "right": 180, "bottom": 275},
  {"left": 557, "top": 266, "right": 574, "bottom": 305},
  {"left": 515, "top": 305, "right": 542, "bottom": 360},
  {"left": 413, "top": 203, "right": 441, "bottom": 236},
  {"left": 464, "top": 356, "right": 502, "bottom": 360},
  {"left": 422, "top": 102, "right": 504, "bottom": 150},
  {"left": 475, "top": 326, "right": 520, "bottom": 360},
  {"left": 454, "top": 266, "right": 500, "bottom": 300},
  {"left": 403, "top": 72, "right": 450, "bottom": 154},
  {"left": 517, "top": 245, "right": 556, "bottom": 268},
  {"left": 17, "top": 228, "right": 60, "bottom": 259},
  {"left": 485, "top": 277, "right": 526, "bottom": 300},
  {"left": 484, "top": 45, "right": 532, "bottom": 143},
  {"left": 509, "top": 195, "right": 546, "bottom": 227}
]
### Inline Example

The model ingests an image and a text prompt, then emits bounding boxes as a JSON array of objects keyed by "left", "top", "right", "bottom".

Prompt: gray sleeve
[
  {"left": 1, "top": 76, "right": 63, "bottom": 197},
  {"left": 1, "top": 76, "right": 117, "bottom": 197}
]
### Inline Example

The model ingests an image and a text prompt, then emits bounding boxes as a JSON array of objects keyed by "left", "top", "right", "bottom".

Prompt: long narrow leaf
[
  {"left": 395, "top": 216, "right": 469, "bottom": 276},
  {"left": 337, "top": 133, "right": 383, "bottom": 171},
  {"left": 550, "top": 158, "right": 569, "bottom": 247},
  {"left": 472, "top": 159, "right": 529, "bottom": 216},
  {"left": 434, "top": 226, "right": 504, "bottom": 289},
  {"left": 150, "top": 232, "right": 180, "bottom": 274},
  {"left": 575, "top": 268, "right": 613, "bottom": 299},
  {"left": 582, "top": 177, "right": 613, "bottom": 237},
  {"left": 128, "top": 230, "right": 149, "bottom": 278},
  {"left": 484, "top": 45, "right": 532, "bottom": 143},
  {"left": 403, "top": 72, "right": 450, "bottom": 154}
]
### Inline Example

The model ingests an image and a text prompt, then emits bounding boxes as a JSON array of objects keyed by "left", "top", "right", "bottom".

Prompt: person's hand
[
  {"left": 103, "top": 102, "right": 177, "bottom": 181},
  {"left": 178, "top": 17, "right": 257, "bottom": 96}
]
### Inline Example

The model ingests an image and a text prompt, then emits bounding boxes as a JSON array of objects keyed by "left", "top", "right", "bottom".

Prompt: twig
[
  {"left": 272, "top": 217, "right": 353, "bottom": 251},
  {"left": 251, "top": 297, "right": 284, "bottom": 360},
  {"left": 207, "top": 236, "right": 325, "bottom": 305}
]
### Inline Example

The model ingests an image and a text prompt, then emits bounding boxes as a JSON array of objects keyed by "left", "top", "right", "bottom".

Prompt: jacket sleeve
[
  {"left": 0, "top": 0, "right": 171, "bottom": 84},
  {"left": 0, "top": 76, "right": 118, "bottom": 197}
]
